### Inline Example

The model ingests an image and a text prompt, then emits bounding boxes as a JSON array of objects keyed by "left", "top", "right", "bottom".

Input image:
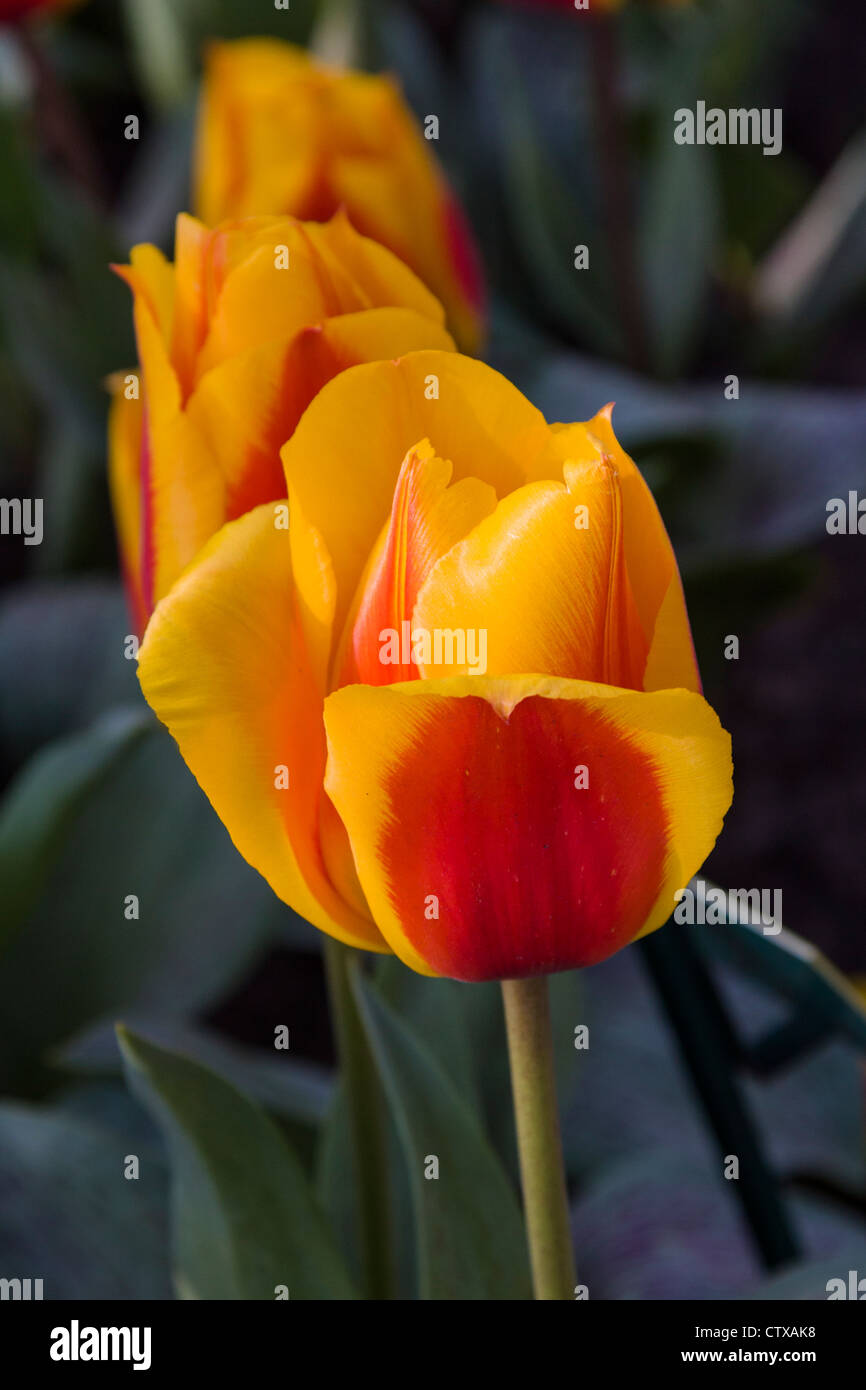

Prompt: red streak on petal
[
  {"left": 381, "top": 694, "right": 668, "bottom": 981},
  {"left": 139, "top": 404, "right": 156, "bottom": 622},
  {"left": 440, "top": 187, "right": 486, "bottom": 317},
  {"left": 222, "top": 326, "right": 338, "bottom": 524},
  {"left": 343, "top": 443, "right": 448, "bottom": 687}
]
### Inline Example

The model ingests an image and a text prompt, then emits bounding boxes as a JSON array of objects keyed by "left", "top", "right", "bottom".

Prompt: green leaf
[
  {"left": 0, "top": 258, "right": 105, "bottom": 430},
  {"left": 0, "top": 706, "right": 150, "bottom": 954},
  {"left": 376, "top": 956, "right": 482, "bottom": 1108},
  {"left": 121, "top": 0, "right": 194, "bottom": 112},
  {"left": 753, "top": 128, "right": 866, "bottom": 343},
  {"left": 191, "top": 0, "right": 316, "bottom": 44},
  {"left": 0, "top": 1083, "right": 172, "bottom": 1299},
  {"left": 640, "top": 128, "right": 719, "bottom": 376},
  {"left": 375, "top": 955, "right": 581, "bottom": 1186},
  {"left": 0, "top": 723, "right": 294, "bottom": 1092},
  {"left": 523, "top": 354, "right": 866, "bottom": 567},
  {"left": 482, "top": 32, "right": 621, "bottom": 357},
  {"left": 116, "top": 103, "right": 195, "bottom": 250},
  {"left": 118, "top": 1027, "right": 357, "bottom": 1300},
  {"left": 0, "top": 108, "right": 41, "bottom": 260},
  {"left": 692, "top": 881, "right": 866, "bottom": 1057},
  {"left": 61, "top": 1018, "right": 333, "bottom": 1131},
  {"left": 0, "top": 581, "right": 141, "bottom": 764},
  {"left": 352, "top": 973, "right": 532, "bottom": 1300},
  {"left": 315, "top": 1077, "right": 417, "bottom": 1297}
]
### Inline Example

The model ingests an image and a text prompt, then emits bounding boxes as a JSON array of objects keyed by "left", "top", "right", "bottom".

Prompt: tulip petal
[
  {"left": 115, "top": 213, "right": 455, "bottom": 617},
  {"left": 193, "top": 215, "right": 448, "bottom": 381},
  {"left": 107, "top": 384, "right": 147, "bottom": 636},
  {"left": 170, "top": 213, "right": 216, "bottom": 399},
  {"left": 186, "top": 310, "right": 455, "bottom": 529},
  {"left": 306, "top": 209, "right": 448, "bottom": 329},
  {"left": 552, "top": 409, "right": 700, "bottom": 692},
  {"left": 138, "top": 505, "right": 385, "bottom": 951},
  {"left": 193, "top": 41, "right": 324, "bottom": 227},
  {"left": 338, "top": 440, "right": 497, "bottom": 685},
  {"left": 413, "top": 456, "right": 649, "bottom": 686},
  {"left": 112, "top": 244, "right": 174, "bottom": 347},
  {"left": 323, "top": 676, "right": 732, "bottom": 981},
  {"left": 280, "top": 352, "right": 561, "bottom": 641},
  {"left": 193, "top": 42, "right": 485, "bottom": 352}
]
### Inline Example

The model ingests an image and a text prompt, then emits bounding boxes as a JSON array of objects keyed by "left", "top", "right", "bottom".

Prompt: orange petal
[
  {"left": 552, "top": 409, "right": 700, "bottom": 692},
  {"left": 138, "top": 504, "right": 385, "bottom": 951},
  {"left": 323, "top": 675, "right": 732, "bottom": 981},
  {"left": 107, "top": 383, "right": 147, "bottom": 637},
  {"left": 186, "top": 310, "right": 454, "bottom": 531},
  {"left": 115, "top": 221, "right": 453, "bottom": 619},
  {"left": 193, "top": 41, "right": 324, "bottom": 227},
  {"left": 304, "top": 209, "right": 448, "bottom": 329},
  {"left": 413, "top": 455, "right": 648, "bottom": 686},
  {"left": 336, "top": 440, "right": 497, "bottom": 686},
  {"left": 169, "top": 213, "right": 218, "bottom": 400},
  {"left": 111, "top": 244, "right": 174, "bottom": 348},
  {"left": 192, "top": 214, "right": 449, "bottom": 381},
  {"left": 193, "top": 43, "right": 485, "bottom": 352},
  {"left": 280, "top": 352, "right": 560, "bottom": 644}
]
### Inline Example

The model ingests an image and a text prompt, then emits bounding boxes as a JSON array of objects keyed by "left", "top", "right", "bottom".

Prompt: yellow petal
[
  {"left": 107, "top": 384, "right": 147, "bottom": 636},
  {"left": 193, "top": 41, "right": 485, "bottom": 353},
  {"left": 280, "top": 351, "right": 559, "bottom": 643},
  {"left": 335, "top": 440, "right": 497, "bottom": 686},
  {"left": 138, "top": 504, "right": 386, "bottom": 951},
  {"left": 413, "top": 455, "right": 648, "bottom": 686},
  {"left": 553, "top": 408, "right": 700, "bottom": 692}
]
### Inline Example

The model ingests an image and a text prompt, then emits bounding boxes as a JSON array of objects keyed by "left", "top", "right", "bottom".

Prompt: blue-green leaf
[
  {"left": 118, "top": 1027, "right": 357, "bottom": 1300},
  {"left": 353, "top": 973, "right": 532, "bottom": 1300}
]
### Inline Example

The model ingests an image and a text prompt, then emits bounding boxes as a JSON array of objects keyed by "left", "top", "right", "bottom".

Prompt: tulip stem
[
  {"left": 323, "top": 937, "right": 393, "bottom": 1300},
  {"left": 502, "top": 975, "right": 576, "bottom": 1300}
]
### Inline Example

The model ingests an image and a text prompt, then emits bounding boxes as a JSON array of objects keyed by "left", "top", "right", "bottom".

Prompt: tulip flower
[
  {"left": 193, "top": 40, "right": 485, "bottom": 355},
  {"left": 108, "top": 212, "right": 454, "bottom": 634},
  {"left": 138, "top": 351, "right": 732, "bottom": 978}
]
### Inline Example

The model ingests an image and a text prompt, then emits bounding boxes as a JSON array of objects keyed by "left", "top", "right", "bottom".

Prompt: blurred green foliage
[{"left": 1, "top": 0, "right": 865, "bottom": 1300}]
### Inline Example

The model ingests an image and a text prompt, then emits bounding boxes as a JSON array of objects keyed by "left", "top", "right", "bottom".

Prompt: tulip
[
  {"left": 138, "top": 350, "right": 732, "bottom": 978},
  {"left": 108, "top": 212, "right": 454, "bottom": 634},
  {"left": 193, "top": 40, "right": 486, "bottom": 355}
]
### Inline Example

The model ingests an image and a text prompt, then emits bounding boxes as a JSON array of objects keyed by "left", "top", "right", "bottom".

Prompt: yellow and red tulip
[
  {"left": 193, "top": 40, "right": 486, "bottom": 355},
  {"left": 108, "top": 211, "right": 454, "bottom": 634},
  {"left": 138, "top": 351, "right": 732, "bottom": 982}
]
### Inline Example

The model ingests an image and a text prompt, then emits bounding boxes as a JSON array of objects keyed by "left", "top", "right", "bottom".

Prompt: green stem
[
  {"left": 311, "top": 0, "right": 367, "bottom": 68},
  {"left": 322, "top": 937, "right": 393, "bottom": 1299},
  {"left": 502, "top": 976, "right": 576, "bottom": 1300}
]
